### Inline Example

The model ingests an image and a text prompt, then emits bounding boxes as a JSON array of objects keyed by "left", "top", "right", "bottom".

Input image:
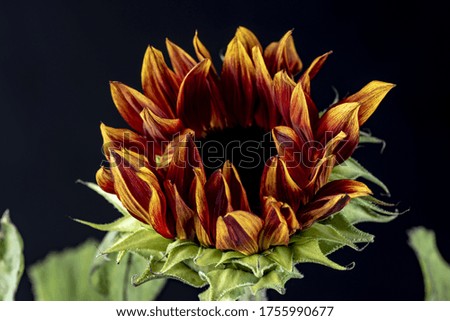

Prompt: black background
[{"left": 1, "top": 0, "right": 449, "bottom": 300}]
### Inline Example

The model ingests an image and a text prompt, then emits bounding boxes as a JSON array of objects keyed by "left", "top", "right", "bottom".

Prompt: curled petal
[
  {"left": 252, "top": 47, "right": 279, "bottom": 130},
  {"left": 193, "top": 32, "right": 213, "bottom": 64},
  {"left": 316, "top": 102, "right": 361, "bottom": 163},
  {"left": 140, "top": 108, "right": 183, "bottom": 154},
  {"left": 204, "top": 170, "right": 233, "bottom": 241},
  {"left": 176, "top": 59, "right": 213, "bottom": 134},
  {"left": 96, "top": 166, "right": 115, "bottom": 194},
  {"left": 166, "top": 133, "right": 204, "bottom": 200},
  {"left": 216, "top": 211, "right": 263, "bottom": 255},
  {"left": 221, "top": 37, "right": 256, "bottom": 127},
  {"left": 164, "top": 180, "right": 195, "bottom": 240},
  {"left": 299, "top": 51, "right": 333, "bottom": 94},
  {"left": 273, "top": 71, "right": 296, "bottom": 125},
  {"left": 298, "top": 179, "right": 372, "bottom": 229},
  {"left": 260, "top": 156, "right": 303, "bottom": 211},
  {"left": 259, "top": 197, "right": 290, "bottom": 251},
  {"left": 264, "top": 30, "right": 302, "bottom": 77},
  {"left": 166, "top": 38, "right": 197, "bottom": 80},
  {"left": 156, "top": 128, "right": 195, "bottom": 170},
  {"left": 100, "top": 123, "right": 148, "bottom": 161},
  {"left": 109, "top": 149, "right": 175, "bottom": 238},
  {"left": 338, "top": 80, "right": 395, "bottom": 126},
  {"left": 141, "top": 46, "right": 180, "bottom": 116},
  {"left": 222, "top": 160, "right": 251, "bottom": 212},
  {"left": 235, "top": 26, "right": 262, "bottom": 55}
]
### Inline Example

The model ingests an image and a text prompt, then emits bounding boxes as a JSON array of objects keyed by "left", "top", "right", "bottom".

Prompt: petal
[
  {"left": 252, "top": 47, "right": 279, "bottom": 130},
  {"left": 264, "top": 30, "right": 302, "bottom": 77},
  {"left": 235, "top": 26, "right": 262, "bottom": 55},
  {"left": 221, "top": 37, "right": 256, "bottom": 127},
  {"left": 95, "top": 166, "right": 115, "bottom": 194},
  {"left": 166, "top": 132, "right": 204, "bottom": 200},
  {"left": 109, "top": 82, "right": 145, "bottom": 133},
  {"left": 299, "top": 51, "right": 333, "bottom": 95},
  {"left": 189, "top": 167, "right": 212, "bottom": 246},
  {"left": 166, "top": 38, "right": 197, "bottom": 80},
  {"left": 204, "top": 169, "right": 233, "bottom": 241},
  {"left": 141, "top": 46, "right": 180, "bottom": 116},
  {"left": 216, "top": 211, "right": 263, "bottom": 255},
  {"left": 176, "top": 59, "right": 213, "bottom": 134},
  {"left": 271, "top": 126, "right": 309, "bottom": 187},
  {"left": 193, "top": 31, "right": 213, "bottom": 64},
  {"left": 316, "top": 102, "right": 361, "bottom": 163},
  {"left": 109, "top": 149, "right": 175, "bottom": 238},
  {"left": 222, "top": 160, "right": 251, "bottom": 212},
  {"left": 273, "top": 71, "right": 296, "bottom": 125},
  {"left": 290, "top": 82, "right": 313, "bottom": 144},
  {"left": 155, "top": 128, "right": 195, "bottom": 170},
  {"left": 259, "top": 197, "right": 290, "bottom": 251},
  {"left": 164, "top": 180, "right": 195, "bottom": 240},
  {"left": 297, "top": 179, "right": 372, "bottom": 229},
  {"left": 140, "top": 108, "right": 183, "bottom": 153},
  {"left": 260, "top": 156, "right": 303, "bottom": 211},
  {"left": 99, "top": 123, "right": 148, "bottom": 161},
  {"left": 338, "top": 81, "right": 395, "bottom": 126}
]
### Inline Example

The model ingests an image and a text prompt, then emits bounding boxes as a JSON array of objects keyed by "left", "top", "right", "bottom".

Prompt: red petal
[
  {"left": 273, "top": 71, "right": 296, "bottom": 125},
  {"left": 222, "top": 160, "right": 251, "bottom": 212},
  {"left": 164, "top": 180, "right": 195, "bottom": 240},
  {"left": 259, "top": 197, "right": 290, "bottom": 251},
  {"left": 166, "top": 38, "right": 197, "bottom": 80}
]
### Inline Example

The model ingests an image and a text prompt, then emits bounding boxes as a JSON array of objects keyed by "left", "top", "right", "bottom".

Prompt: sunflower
[{"left": 95, "top": 26, "right": 394, "bottom": 256}]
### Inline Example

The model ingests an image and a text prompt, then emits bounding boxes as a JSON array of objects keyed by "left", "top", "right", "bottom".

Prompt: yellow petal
[
  {"left": 300, "top": 51, "right": 333, "bottom": 94},
  {"left": 273, "top": 71, "right": 296, "bottom": 125},
  {"left": 290, "top": 82, "right": 313, "bottom": 143},
  {"left": 235, "top": 26, "right": 262, "bottom": 55},
  {"left": 340, "top": 80, "right": 395, "bottom": 126},
  {"left": 216, "top": 211, "right": 263, "bottom": 255},
  {"left": 99, "top": 123, "right": 148, "bottom": 161},
  {"left": 166, "top": 38, "right": 197, "bottom": 80},
  {"left": 264, "top": 30, "right": 302, "bottom": 77},
  {"left": 259, "top": 197, "right": 290, "bottom": 251},
  {"left": 222, "top": 160, "right": 251, "bottom": 212}
]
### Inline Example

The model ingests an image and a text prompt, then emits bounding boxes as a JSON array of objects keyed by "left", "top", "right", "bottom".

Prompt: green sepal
[
  {"left": 359, "top": 130, "right": 386, "bottom": 152},
  {"left": 330, "top": 157, "right": 390, "bottom": 195},
  {"left": 265, "top": 246, "right": 293, "bottom": 271},
  {"left": 74, "top": 216, "right": 144, "bottom": 233},
  {"left": 77, "top": 180, "right": 128, "bottom": 216},
  {"left": 102, "top": 228, "right": 172, "bottom": 254},
  {"left": 0, "top": 211, "right": 24, "bottom": 301},
  {"left": 162, "top": 240, "right": 199, "bottom": 273},
  {"left": 290, "top": 238, "right": 348, "bottom": 270},
  {"left": 342, "top": 197, "right": 400, "bottom": 225},
  {"left": 232, "top": 254, "right": 277, "bottom": 278}
]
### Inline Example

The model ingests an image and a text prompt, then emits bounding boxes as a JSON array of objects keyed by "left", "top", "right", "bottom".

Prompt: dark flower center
[{"left": 199, "top": 126, "right": 276, "bottom": 212}]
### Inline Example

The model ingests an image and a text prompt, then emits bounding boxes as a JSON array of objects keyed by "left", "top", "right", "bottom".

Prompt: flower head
[{"left": 96, "top": 27, "right": 394, "bottom": 256}]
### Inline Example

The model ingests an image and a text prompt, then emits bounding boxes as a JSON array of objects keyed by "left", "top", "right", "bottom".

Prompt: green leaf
[
  {"left": 29, "top": 240, "right": 105, "bottom": 300},
  {"left": 300, "top": 222, "right": 359, "bottom": 251},
  {"left": 325, "top": 213, "right": 374, "bottom": 245},
  {"left": 0, "top": 210, "right": 24, "bottom": 301},
  {"left": 103, "top": 228, "right": 172, "bottom": 254},
  {"left": 408, "top": 227, "right": 450, "bottom": 300},
  {"left": 74, "top": 216, "right": 144, "bottom": 233},
  {"left": 330, "top": 157, "right": 390, "bottom": 195},
  {"left": 341, "top": 197, "right": 399, "bottom": 225},
  {"left": 77, "top": 180, "right": 129, "bottom": 216}
]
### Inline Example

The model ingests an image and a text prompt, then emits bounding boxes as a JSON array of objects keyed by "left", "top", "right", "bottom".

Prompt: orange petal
[
  {"left": 290, "top": 82, "right": 313, "bottom": 144},
  {"left": 140, "top": 108, "right": 183, "bottom": 154},
  {"left": 260, "top": 156, "right": 303, "bottom": 211},
  {"left": 110, "top": 82, "right": 145, "bottom": 133},
  {"left": 96, "top": 166, "right": 115, "bottom": 194},
  {"left": 164, "top": 180, "right": 195, "bottom": 240},
  {"left": 298, "top": 179, "right": 372, "bottom": 229},
  {"left": 166, "top": 38, "right": 197, "bottom": 80},
  {"left": 141, "top": 46, "right": 179, "bottom": 116},
  {"left": 264, "top": 30, "right": 302, "bottom": 77},
  {"left": 235, "top": 26, "right": 262, "bottom": 56},
  {"left": 166, "top": 132, "right": 204, "bottom": 200},
  {"left": 339, "top": 81, "right": 395, "bottom": 126},
  {"left": 316, "top": 102, "right": 361, "bottom": 163},
  {"left": 176, "top": 59, "right": 213, "bottom": 134},
  {"left": 189, "top": 167, "right": 211, "bottom": 245},
  {"left": 156, "top": 128, "right": 195, "bottom": 170},
  {"left": 204, "top": 169, "right": 233, "bottom": 241},
  {"left": 273, "top": 71, "right": 296, "bottom": 125},
  {"left": 216, "top": 211, "right": 263, "bottom": 255},
  {"left": 222, "top": 160, "right": 251, "bottom": 212},
  {"left": 299, "top": 51, "right": 333, "bottom": 95},
  {"left": 259, "top": 197, "right": 290, "bottom": 251},
  {"left": 109, "top": 149, "right": 175, "bottom": 238},
  {"left": 99, "top": 123, "right": 148, "bottom": 161},
  {"left": 221, "top": 37, "right": 256, "bottom": 127},
  {"left": 252, "top": 47, "right": 279, "bottom": 130}
]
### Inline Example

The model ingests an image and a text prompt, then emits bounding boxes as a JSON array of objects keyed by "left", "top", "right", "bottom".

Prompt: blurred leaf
[
  {"left": 0, "top": 210, "right": 24, "bottom": 301},
  {"left": 29, "top": 239, "right": 166, "bottom": 300},
  {"left": 408, "top": 227, "right": 450, "bottom": 300}
]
